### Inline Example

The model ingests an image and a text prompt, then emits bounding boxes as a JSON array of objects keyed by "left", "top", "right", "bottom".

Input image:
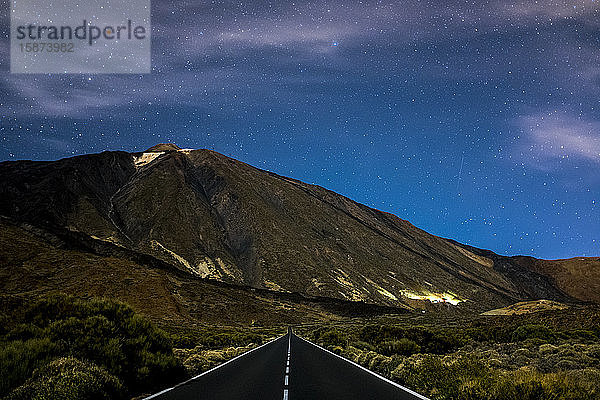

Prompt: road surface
[{"left": 146, "top": 332, "right": 428, "bottom": 400}]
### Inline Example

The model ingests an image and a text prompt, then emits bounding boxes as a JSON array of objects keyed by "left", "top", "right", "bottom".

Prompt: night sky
[{"left": 0, "top": 1, "right": 599, "bottom": 259}]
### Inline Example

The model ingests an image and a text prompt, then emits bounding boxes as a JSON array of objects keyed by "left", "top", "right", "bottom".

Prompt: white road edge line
[
  {"left": 295, "top": 334, "right": 430, "bottom": 400},
  {"left": 143, "top": 334, "right": 287, "bottom": 399}
]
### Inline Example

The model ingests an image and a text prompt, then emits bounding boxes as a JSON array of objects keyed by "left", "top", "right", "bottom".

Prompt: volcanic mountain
[{"left": 1, "top": 144, "right": 598, "bottom": 313}]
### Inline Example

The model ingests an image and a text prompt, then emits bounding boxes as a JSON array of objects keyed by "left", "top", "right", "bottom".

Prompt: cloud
[
  {"left": 515, "top": 112, "right": 600, "bottom": 168},
  {"left": 0, "top": 0, "right": 599, "bottom": 119}
]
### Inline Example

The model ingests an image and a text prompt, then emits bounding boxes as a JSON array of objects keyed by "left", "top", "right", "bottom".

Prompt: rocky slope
[{"left": 0, "top": 144, "right": 596, "bottom": 312}]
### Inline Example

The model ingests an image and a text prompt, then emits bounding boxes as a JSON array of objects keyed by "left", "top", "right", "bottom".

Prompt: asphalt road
[{"left": 146, "top": 333, "right": 428, "bottom": 400}]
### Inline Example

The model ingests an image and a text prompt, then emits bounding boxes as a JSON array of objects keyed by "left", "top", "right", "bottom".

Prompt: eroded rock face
[{"left": 0, "top": 146, "right": 590, "bottom": 312}]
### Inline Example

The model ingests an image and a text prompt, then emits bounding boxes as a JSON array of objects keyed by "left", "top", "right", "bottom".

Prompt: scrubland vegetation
[
  {"left": 303, "top": 312, "right": 600, "bottom": 400},
  {"left": 0, "top": 294, "right": 276, "bottom": 400},
  {"left": 0, "top": 294, "right": 183, "bottom": 399},
  {"left": 2, "top": 293, "right": 598, "bottom": 400}
]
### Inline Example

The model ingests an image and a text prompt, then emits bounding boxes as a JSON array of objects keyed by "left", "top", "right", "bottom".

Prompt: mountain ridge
[{"left": 0, "top": 146, "right": 597, "bottom": 312}]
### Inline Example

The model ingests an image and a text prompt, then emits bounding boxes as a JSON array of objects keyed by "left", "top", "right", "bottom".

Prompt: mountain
[{"left": 0, "top": 145, "right": 597, "bottom": 313}]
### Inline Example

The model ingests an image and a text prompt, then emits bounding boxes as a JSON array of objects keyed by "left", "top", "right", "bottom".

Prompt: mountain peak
[{"left": 145, "top": 143, "right": 181, "bottom": 152}]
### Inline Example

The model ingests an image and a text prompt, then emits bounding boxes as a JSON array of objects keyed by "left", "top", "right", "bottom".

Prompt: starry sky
[{"left": 0, "top": 0, "right": 599, "bottom": 259}]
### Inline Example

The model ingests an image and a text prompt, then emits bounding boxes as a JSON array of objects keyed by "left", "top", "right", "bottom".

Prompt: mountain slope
[
  {"left": 0, "top": 146, "right": 594, "bottom": 312},
  {"left": 0, "top": 218, "right": 402, "bottom": 326}
]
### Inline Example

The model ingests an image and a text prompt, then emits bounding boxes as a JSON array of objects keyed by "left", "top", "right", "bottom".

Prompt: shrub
[
  {"left": 320, "top": 329, "right": 347, "bottom": 347},
  {"left": 357, "top": 325, "right": 464, "bottom": 355},
  {"left": 185, "top": 331, "right": 264, "bottom": 349},
  {"left": 349, "top": 341, "right": 375, "bottom": 352},
  {"left": 392, "top": 354, "right": 492, "bottom": 400},
  {"left": 392, "top": 355, "right": 600, "bottom": 400},
  {"left": 0, "top": 338, "right": 58, "bottom": 395},
  {"left": 3, "top": 324, "right": 44, "bottom": 341},
  {"left": 356, "top": 351, "right": 380, "bottom": 368},
  {"left": 368, "top": 354, "right": 390, "bottom": 373},
  {"left": 377, "top": 339, "right": 421, "bottom": 356},
  {"left": 175, "top": 344, "right": 257, "bottom": 376},
  {"left": 511, "top": 325, "right": 556, "bottom": 343},
  {"left": 310, "top": 319, "right": 600, "bottom": 400},
  {"left": 5, "top": 357, "right": 124, "bottom": 400}
]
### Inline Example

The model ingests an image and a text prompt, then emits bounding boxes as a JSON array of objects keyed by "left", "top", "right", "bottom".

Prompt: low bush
[
  {"left": 170, "top": 329, "right": 265, "bottom": 350},
  {"left": 349, "top": 341, "right": 375, "bottom": 352},
  {"left": 174, "top": 343, "right": 258, "bottom": 376},
  {"left": 377, "top": 338, "right": 420, "bottom": 356},
  {"left": 511, "top": 325, "right": 557, "bottom": 344},
  {"left": 5, "top": 357, "right": 124, "bottom": 400},
  {"left": 356, "top": 325, "right": 467, "bottom": 355},
  {"left": 491, "top": 368, "right": 600, "bottom": 400},
  {"left": 319, "top": 329, "right": 347, "bottom": 347},
  {"left": 392, "top": 354, "right": 491, "bottom": 400},
  {"left": 0, "top": 338, "right": 57, "bottom": 395}
]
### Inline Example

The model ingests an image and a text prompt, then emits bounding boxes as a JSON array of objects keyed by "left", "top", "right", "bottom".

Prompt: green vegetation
[
  {"left": 391, "top": 354, "right": 600, "bottom": 400},
  {"left": 0, "top": 294, "right": 184, "bottom": 399},
  {"left": 166, "top": 325, "right": 276, "bottom": 350},
  {"left": 164, "top": 325, "right": 282, "bottom": 377},
  {"left": 174, "top": 343, "right": 259, "bottom": 376},
  {"left": 303, "top": 313, "right": 600, "bottom": 400},
  {"left": 5, "top": 357, "right": 124, "bottom": 400}
]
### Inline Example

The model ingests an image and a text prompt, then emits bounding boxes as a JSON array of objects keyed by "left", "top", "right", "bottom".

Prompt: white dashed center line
[{"left": 283, "top": 333, "right": 291, "bottom": 400}]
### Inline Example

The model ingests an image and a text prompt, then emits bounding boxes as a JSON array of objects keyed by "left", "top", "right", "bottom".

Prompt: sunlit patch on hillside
[
  {"left": 263, "top": 280, "right": 289, "bottom": 292},
  {"left": 363, "top": 276, "right": 399, "bottom": 301},
  {"left": 400, "top": 290, "right": 464, "bottom": 305},
  {"left": 332, "top": 269, "right": 367, "bottom": 301},
  {"left": 133, "top": 152, "right": 164, "bottom": 167},
  {"left": 376, "top": 288, "right": 398, "bottom": 301}
]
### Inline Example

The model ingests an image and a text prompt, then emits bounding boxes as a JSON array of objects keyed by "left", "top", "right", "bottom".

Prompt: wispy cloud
[{"left": 515, "top": 111, "right": 600, "bottom": 168}]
